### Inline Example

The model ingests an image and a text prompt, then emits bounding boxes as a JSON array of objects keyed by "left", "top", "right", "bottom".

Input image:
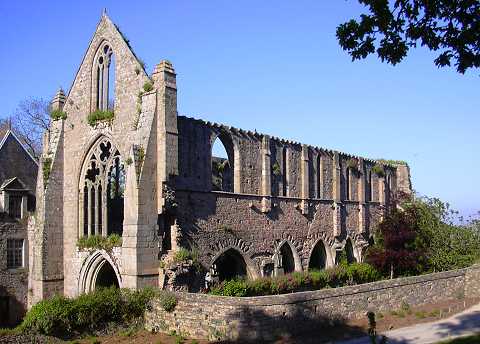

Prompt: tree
[
  {"left": 0, "top": 98, "right": 50, "bottom": 159},
  {"left": 336, "top": 0, "right": 480, "bottom": 73}
]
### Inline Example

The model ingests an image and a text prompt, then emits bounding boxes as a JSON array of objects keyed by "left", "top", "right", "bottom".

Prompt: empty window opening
[
  {"left": 95, "top": 261, "right": 119, "bottom": 289},
  {"left": 211, "top": 136, "right": 233, "bottom": 192},
  {"left": 212, "top": 248, "right": 247, "bottom": 282},
  {"left": 309, "top": 240, "right": 327, "bottom": 270},
  {"left": 0, "top": 297, "right": 9, "bottom": 327},
  {"left": 161, "top": 214, "right": 175, "bottom": 252},
  {"left": 278, "top": 243, "right": 295, "bottom": 275},
  {"left": 346, "top": 168, "right": 351, "bottom": 200},
  {"left": 8, "top": 195, "right": 22, "bottom": 219},
  {"left": 7, "top": 239, "right": 23, "bottom": 269},
  {"left": 316, "top": 155, "right": 323, "bottom": 199},
  {"left": 96, "top": 44, "right": 115, "bottom": 111},
  {"left": 80, "top": 138, "right": 125, "bottom": 237},
  {"left": 366, "top": 171, "right": 372, "bottom": 202}
]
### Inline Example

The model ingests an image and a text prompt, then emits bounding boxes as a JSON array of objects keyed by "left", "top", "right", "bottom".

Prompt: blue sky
[{"left": 0, "top": 1, "right": 478, "bottom": 219}]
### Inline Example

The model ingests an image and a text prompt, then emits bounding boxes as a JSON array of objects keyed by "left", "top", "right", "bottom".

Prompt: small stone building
[
  {"left": 0, "top": 129, "right": 37, "bottom": 326},
  {"left": 28, "top": 14, "right": 412, "bottom": 303}
]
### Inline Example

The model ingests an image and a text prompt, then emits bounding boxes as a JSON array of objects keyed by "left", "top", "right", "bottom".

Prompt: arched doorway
[
  {"left": 212, "top": 248, "right": 247, "bottom": 282},
  {"left": 309, "top": 240, "right": 327, "bottom": 270},
  {"left": 278, "top": 242, "right": 295, "bottom": 274},
  {"left": 211, "top": 134, "right": 234, "bottom": 192},
  {"left": 336, "top": 238, "right": 357, "bottom": 264},
  {"left": 95, "top": 261, "right": 120, "bottom": 289}
]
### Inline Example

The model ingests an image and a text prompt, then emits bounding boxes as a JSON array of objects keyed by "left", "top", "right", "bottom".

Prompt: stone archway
[
  {"left": 274, "top": 240, "right": 302, "bottom": 275},
  {"left": 210, "top": 247, "right": 258, "bottom": 282},
  {"left": 307, "top": 238, "right": 335, "bottom": 270},
  {"left": 79, "top": 251, "right": 121, "bottom": 293}
]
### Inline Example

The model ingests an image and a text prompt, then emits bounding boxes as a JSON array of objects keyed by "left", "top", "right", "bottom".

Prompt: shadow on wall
[
  {"left": 214, "top": 304, "right": 369, "bottom": 344},
  {"left": 0, "top": 285, "right": 26, "bottom": 328}
]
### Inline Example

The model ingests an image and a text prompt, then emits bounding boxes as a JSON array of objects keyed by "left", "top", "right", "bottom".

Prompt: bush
[
  {"left": 158, "top": 291, "right": 177, "bottom": 312},
  {"left": 42, "top": 157, "right": 52, "bottom": 186},
  {"left": 19, "top": 287, "right": 156, "bottom": 337},
  {"left": 87, "top": 110, "right": 114, "bottom": 126},
  {"left": 143, "top": 81, "right": 154, "bottom": 92},
  {"left": 77, "top": 234, "right": 122, "bottom": 251},
  {"left": 210, "top": 263, "right": 381, "bottom": 297},
  {"left": 371, "top": 163, "right": 385, "bottom": 177}
]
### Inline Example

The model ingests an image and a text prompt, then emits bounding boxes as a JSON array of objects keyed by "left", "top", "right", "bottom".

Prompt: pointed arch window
[
  {"left": 94, "top": 43, "right": 115, "bottom": 111},
  {"left": 79, "top": 138, "right": 125, "bottom": 238}
]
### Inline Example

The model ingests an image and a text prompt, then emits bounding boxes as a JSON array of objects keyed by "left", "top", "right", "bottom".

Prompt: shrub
[
  {"left": 158, "top": 291, "right": 177, "bottom": 312},
  {"left": 210, "top": 263, "right": 381, "bottom": 296},
  {"left": 143, "top": 81, "right": 154, "bottom": 92},
  {"left": 371, "top": 163, "right": 385, "bottom": 177},
  {"left": 50, "top": 109, "right": 67, "bottom": 121},
  {"left": 19, "top": 287, "right": 156, "bottom": 336},
  {"left": 87, "top": 110, "right": 114, "bottom": 126},
  {"left": 346, "top": 158, "right": 359, "bottom": 171},
  {"left": 77, "top": 234, "right": 122, "bottom": 251}
]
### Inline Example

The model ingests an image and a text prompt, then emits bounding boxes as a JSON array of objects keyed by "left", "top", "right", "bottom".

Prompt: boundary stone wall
[{"left": 145, "top": 265, "right": 480, "bottom": 341}]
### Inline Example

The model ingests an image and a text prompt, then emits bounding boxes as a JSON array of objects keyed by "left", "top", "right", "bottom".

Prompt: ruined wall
[
  {"left": 145, "top": 265, "right": 480, "bottom": 342},
  {"left": 174, "top": 117, "right": 399, "bottom": 276}
]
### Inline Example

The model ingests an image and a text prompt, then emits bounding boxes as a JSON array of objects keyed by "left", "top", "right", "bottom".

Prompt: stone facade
[
  {"left": 29, "top": 14, "right": 412, "bottom": 303},
  {"left": 0, "top": 130, "right": 38, "bottom": 326},
  {"left": 145, "top": 265, "right": 480, "bottom": 341}
]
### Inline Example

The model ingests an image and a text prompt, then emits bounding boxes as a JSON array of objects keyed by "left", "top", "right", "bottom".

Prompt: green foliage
[
  {"left": 173, "top": 248, "right": 199, "bottom": 266},
  {"left": 50, "top": 109, "right": 67, "bottom": 121},
  {"left": 18, "top": 287, "right": 156, "bottom": 337},
  {"left": 87, "top": 110, "right": 114, "bottom": 126},
  {"left": 218, "top": 225, "right": 233, "bottom": 234},
  {"left": 272, "top": 161, "right": 281, "bottom": 176},
  {"left": 42, "top": 157, "right": 52, "bottom": 186},
  {"left": 438, "top": 334, "right": 480, "bottom": 344},
  {"left": 376, "top": 159, "right": 408, "bottom": 166},
  {"left": 346, "top": 158, "right": 359, "bottom": 171},
  {"left": 143, "top": 81, "right": 154, "bottom": 92},
  {"left": 336, "top": 0, "right": 480, "bottom": 73},
  {"left": 125, "top": 157, "right": 133, "bottom": 165},
  {"left": 137, "top": 146, "right": 145, "bottom": 164},
  {"left": 371, "top": 164, "right": 385, "bottom": 177},
  {"left": 77, "top": 234, "right": 122, "bottom": 251},
  {"left": 210, "top": 263, "right": 381, "bottom": 296},
  {"left": 158, "top": 291, "right": 177, "bottom": 312},
  {"left": 367, "top": 195, "right": 480, "bottom": 277}
]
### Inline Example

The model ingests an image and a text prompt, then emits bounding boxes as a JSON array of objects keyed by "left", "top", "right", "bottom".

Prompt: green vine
[
  {"left": 143, "top": 81, "right": 154, "bottom": 92},
  {"left": 272, "top": 161, "right": 281, "bottom": 176}
]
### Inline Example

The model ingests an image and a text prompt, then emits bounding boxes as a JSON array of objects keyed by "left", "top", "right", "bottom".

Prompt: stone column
[
  {"left": 358, "top": 159, "right": 366, "bottom": 234},
  {"left": 152, "top": 60, "right": 178, "bottom": 213},
  {"left": 21, "top": 195, "right": 28, "bottom": 220},
  {"left": 300, "top": 145, "right": 309, "bottom": 214},
  {"left": 332, "top": 152, "right": 341, "bottom": 237},
  {"left": 261, "top": 135, "right": 271, "bottom": 212}
]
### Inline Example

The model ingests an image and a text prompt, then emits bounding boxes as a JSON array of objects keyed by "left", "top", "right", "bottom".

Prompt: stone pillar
[
  {"left": 152, "top": 60, "right": 178, "bottom": 213},
  {"left": 358, "top": 159, "right": 366, "bottom": 234},
  {"left": 21, "top": 195, "right": 28, "bottom": 219},
  {"left": 51, "top": 88, "right": 66, "bottom": 112},
  {"left": 300, "top": 145, "right": 309, "bottom": 214},
  {"left": 261, "top": 135, "right": 271, "bottom": 212},
  {"left": 332, "top": 152, "right": 341, "bottom": 237},
  {"left": 395, "top": 164, "right": 413, "bottom": 198}
]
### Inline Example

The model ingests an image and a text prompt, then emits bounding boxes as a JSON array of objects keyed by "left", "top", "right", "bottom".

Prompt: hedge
[{"left": 210, "top": 262, "right": 382, "bottom": 297}]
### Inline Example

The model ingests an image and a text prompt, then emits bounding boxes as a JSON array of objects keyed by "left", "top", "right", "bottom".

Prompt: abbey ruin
[{"left": 28, "top": 14, "right": 412, "bottom": 303}]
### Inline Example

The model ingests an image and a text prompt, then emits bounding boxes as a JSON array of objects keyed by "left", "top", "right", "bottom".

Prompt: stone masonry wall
[
  {"left": 0, "top": 220, "right": 28, "bottom": 326},
  {"left": 145, "top": 265, "right": 480, "bottom": 342}
]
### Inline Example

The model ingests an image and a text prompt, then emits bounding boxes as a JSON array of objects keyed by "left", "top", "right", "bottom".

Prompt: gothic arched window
[
  {"left": 94, "top": 43, "right": 115, "bottom": 111},
  {"left": 79, "top": 138, "right": 125, "bottom": 238}
]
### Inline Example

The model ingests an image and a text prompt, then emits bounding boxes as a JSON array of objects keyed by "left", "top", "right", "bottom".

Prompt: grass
[
  {"left": 438, "top": 334, "right": 480, "bottom": 343},
  {"left": 87, "top": 110, "right": 114, "bottom": 126},
  {"left": 77, "top": 234, "right": 122, "bottom": 251}
]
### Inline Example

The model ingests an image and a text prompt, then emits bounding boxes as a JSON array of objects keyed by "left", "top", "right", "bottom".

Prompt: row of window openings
[
  {"left": 6, "top": 239, "right": 24, "bottom": 269},
  {"left": 211, "top": 138, "right": 390, "bottom": 200}
]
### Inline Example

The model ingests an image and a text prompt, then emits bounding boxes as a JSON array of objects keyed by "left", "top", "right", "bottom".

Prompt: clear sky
[{"left": 0, "top": 1, "right": 478, "bottom": 219}]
